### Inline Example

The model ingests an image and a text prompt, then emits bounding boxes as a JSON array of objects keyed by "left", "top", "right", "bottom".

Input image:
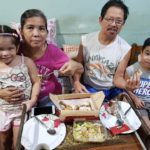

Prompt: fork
[
  {"left": 37, "top": 70, "right": 59, "bottom": 80},
  {"left": 116, "top": 111, "right": 124, "bottom": 127}
]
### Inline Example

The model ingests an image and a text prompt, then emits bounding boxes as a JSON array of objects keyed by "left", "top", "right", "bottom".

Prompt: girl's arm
[{"left": 24, "top": 57, "right": 41, "bottom": 111}]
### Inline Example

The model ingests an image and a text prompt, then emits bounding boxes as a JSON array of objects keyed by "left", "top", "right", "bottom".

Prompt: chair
[{"left": 128, "top": 43, "right": 142, "bottom": 66}]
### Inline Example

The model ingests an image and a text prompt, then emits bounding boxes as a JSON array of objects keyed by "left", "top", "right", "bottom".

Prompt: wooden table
[
  {"left": 56, "top": 125, "right": 144, "bottom": 150},
  {"left": 20, "top": 124, "right": 144, "bottom": 150},
  {"left": 87, "top": 133, "right": 143, "bottom": 150}
]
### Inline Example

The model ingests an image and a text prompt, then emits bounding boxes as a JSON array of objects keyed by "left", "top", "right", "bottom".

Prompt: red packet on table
[
  {"left": 110, "top": 124, "right": 130, "bottom": 135},
  {"left": 54, "top": 119, "right": 61, "bottom": 128}
]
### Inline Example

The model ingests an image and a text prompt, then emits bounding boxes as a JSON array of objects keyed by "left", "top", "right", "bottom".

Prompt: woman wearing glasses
[{"left": 73, "top": 0, "right": 131, "bottom": 101}]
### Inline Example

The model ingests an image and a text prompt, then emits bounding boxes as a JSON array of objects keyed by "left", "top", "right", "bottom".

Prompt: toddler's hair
[{"left": 0, "top": 25, "right": 20, "bottom": 46}]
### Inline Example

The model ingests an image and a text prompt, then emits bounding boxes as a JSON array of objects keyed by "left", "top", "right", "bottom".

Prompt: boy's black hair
[{"left": 142, "top": 38, "right": 150, "bottom": 51}]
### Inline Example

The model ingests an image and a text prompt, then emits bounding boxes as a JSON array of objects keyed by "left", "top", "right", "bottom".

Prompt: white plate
[
  {"left": 99, "top": 101, "right": 141, "bottom": 134},
  {"left": 21, "top": 114, "right": 66, "bottom": 150}
]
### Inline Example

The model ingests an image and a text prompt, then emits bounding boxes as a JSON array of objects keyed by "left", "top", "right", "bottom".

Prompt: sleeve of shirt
[{"left": 50, "top": 44, "right": 70, "bottom": 70}]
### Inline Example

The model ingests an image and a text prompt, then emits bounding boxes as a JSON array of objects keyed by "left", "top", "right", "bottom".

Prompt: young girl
[
  {"left": 125, "top": 38, "right": 150, "bottom": 128},
  {"left": 0, "top": 25, "right": 40, "bottom": 150}
]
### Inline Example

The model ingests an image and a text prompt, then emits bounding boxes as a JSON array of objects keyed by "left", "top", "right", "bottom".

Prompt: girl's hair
[
  {"left": 142, "top": 38, "right": 150, "bottom": 51},
  {"left": 20, "top": 9, "right": 47, "bottom": 30},
  {"left": 0, "top": 25, "right": 20, "bottom": 46}
]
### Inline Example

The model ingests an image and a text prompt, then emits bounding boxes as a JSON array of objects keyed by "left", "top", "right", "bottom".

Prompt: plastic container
[{"left": 73, "top": 120, "right": 107, "bottom": 142}]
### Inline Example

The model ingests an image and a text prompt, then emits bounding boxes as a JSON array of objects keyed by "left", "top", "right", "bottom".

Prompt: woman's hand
[
  {"left": 59, "top": 60, "right": 83, "bottom": 76},
  {"left": 73, "top": 81, "right": 89, "bottom": 93},
  {"left": 0, "top": 87, "right": 24, "bottom": 102}
]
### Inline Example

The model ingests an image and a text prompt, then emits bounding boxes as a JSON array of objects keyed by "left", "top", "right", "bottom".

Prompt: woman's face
[
  {"left": 140, "top": 46, "right": 150, "bottom": 70},
  {"left": 21, "top": 17, "right": 48, "bottom": 49}
]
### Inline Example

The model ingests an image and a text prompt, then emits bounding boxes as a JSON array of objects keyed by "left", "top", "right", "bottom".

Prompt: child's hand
[
  {"left": 133, "top": 97, "right": 145, "bottom": 109},
  {"left": 22, "top": 100, "right": 35, "bottom": 112},
  {"left": 126, "top": 69, "right": 142, "bottom": 91},
  {"left": 0, "top": 87, "right": 24, "bottom": 102}
]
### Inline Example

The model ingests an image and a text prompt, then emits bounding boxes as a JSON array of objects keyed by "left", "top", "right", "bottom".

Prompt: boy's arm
[{"left": 127, "top": 90, "right": 145, "bottom": 108}]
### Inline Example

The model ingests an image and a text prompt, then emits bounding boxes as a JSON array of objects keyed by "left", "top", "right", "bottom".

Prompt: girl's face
[
  {"left": 0, "top": 36, "right": 17, "bottom": 65},
  {"left": 21, "top": 17, "right": 48, "bottom": 49},
  {"left": 140, "top": 45, "right": 150, "bottom": 70}
]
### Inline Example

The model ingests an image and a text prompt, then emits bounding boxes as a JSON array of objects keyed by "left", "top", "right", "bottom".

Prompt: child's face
[
  {"left": 140, "top": 46, "right": 150, "bottom": 70},
  {"left": 21, "top": 16, "right": 48, "bottom": 49},
  {"left": 0, "top": 36, "right": 17, "bottom": 65}
]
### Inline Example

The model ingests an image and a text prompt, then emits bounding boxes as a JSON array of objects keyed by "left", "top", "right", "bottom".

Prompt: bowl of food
[{"left": 73, "top": 120, "right": 107, "bottom": 142}]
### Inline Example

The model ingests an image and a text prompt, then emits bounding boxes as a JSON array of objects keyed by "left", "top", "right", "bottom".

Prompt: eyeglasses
[{"left": 104, "top": 17, "right": 124, "bottom": 26}]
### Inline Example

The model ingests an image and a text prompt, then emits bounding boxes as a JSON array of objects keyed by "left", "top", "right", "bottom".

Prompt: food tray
[{"left": 73, "top": 120, "right": 107, "bottom": 143}]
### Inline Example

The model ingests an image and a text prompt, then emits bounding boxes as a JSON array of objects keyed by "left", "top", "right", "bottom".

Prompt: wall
[{"left": 1, "top": 0, "right": 150, "bottom": 47}]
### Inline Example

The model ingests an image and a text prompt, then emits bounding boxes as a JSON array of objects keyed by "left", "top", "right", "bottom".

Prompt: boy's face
[
  {"left": 141, "top": 46, "right": 150, "bottom": 70},
  {"left": 99, "top": 6, "right": 124, "bottom": 39},
  {"left": 0, "top": 36, "right": 17, "bottom": 65}
]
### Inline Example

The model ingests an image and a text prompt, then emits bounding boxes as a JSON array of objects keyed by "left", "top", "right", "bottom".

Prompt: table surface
[
  {"left": 56, "top": 125, "right": 144, "bottom": 150},
  {"left": 87, "top": 134, "right": 143, "bottom": 150}
]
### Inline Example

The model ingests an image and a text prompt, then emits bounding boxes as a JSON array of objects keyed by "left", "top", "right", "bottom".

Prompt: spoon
[{"left": 35, "top": 116, "right": 56, "bottom": 135}]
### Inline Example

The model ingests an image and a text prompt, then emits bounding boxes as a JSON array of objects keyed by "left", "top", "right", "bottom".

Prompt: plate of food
[
  {"left": 21, "top": 114, "right": 66, "bottom": 150},
  {"left": 99, "top": 100, "right": 141, "bottom": 134}
]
